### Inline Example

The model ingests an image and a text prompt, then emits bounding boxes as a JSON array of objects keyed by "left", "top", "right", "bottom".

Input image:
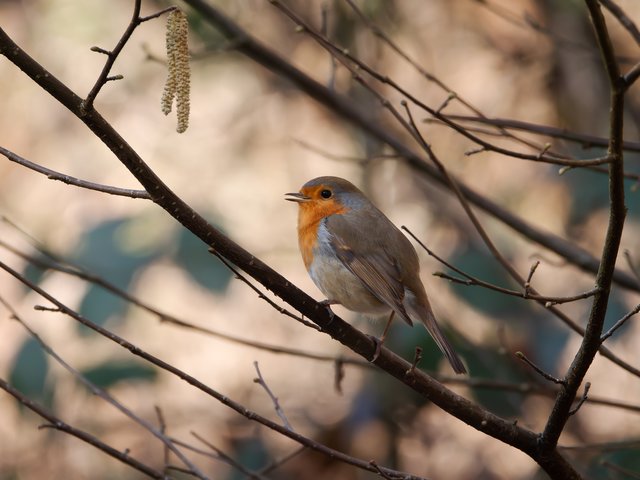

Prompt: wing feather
[{"left": 328, "top": 217, "right": 414, "bottom": 326}]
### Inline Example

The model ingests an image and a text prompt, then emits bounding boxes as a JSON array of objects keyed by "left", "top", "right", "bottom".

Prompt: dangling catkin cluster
[{"left": 161, "top": 9, "right": 190, "bottom": 133}]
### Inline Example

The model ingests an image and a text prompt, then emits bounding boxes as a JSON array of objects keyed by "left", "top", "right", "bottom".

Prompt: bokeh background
[{"left": 1, "top": 0, "right": 640, "bottom": 479}]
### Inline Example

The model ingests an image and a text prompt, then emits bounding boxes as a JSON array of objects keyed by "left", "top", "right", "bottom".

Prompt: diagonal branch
[
  {"left": 0, "top": 378, "right": 166, "bottom": 479},
  {"left": 0, "top": 260, "right": 428, "bottom": 480}
]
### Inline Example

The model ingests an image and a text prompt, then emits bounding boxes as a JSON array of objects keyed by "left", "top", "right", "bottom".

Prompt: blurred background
[{"left": 1, "top": 0, "right": 640, "bottom": 478}]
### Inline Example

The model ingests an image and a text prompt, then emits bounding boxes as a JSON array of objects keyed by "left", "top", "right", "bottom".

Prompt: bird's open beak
[{"left": 285, "top": 192, "right": 311, "bottom": 203}]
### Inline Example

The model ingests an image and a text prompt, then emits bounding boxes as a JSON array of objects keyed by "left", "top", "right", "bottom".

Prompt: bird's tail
[{"left": 406, "top": 298, "right": 466, "bottom": 374}]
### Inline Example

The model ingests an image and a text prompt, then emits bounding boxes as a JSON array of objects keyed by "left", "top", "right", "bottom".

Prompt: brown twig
[
  {"left": 82, "top": 1, "right": 176, "bottom": 111},
  {"left": 190, "top": 432, "right": 270, "bottom": 480},
  {"left": 600, "top": 304, "right": 640, "bottom": 343},
  {"left": 0, "top": 295, "right": 207, "bottom": 480},
  {"left": 515, "top": 352, "right": 566, "bottom": 385},
  {"left": 0, "top": 145, "right": 150, "bottom": 199},
  {"left": 406, "top": 227, "right": 598, "bottom": 306},
  {"left": 600, "top": 0, "right": 640, "bottom": 46},
  {"left": 253, "top": 361, "right": 293, "bottom": 431},
  {"left": 272, "top": 0, "right": 611, "bottom": 169},
  {"left": 568, "top": 382, "right": 591, "bottom": 417},
  {"left": 441, "top": 114, "right": 640, "bottom": 153},
  {"left": 0, "top": 378, "right": 166, "bottom": 479},
  {"left": 541, "top": 0, "right": 628, "bottom": 453}
]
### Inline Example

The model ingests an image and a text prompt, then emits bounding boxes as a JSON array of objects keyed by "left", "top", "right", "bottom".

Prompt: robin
[{"left": 286, "top": 176, "right": 466, "bottom": 374}]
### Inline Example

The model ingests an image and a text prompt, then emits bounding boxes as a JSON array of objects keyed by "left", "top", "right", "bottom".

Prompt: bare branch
[
  {"left": 190, "top": 432, "right": 270, "bottom": 480},
  {"left": 600, "top": 304, "right": 640, "bottom": 343},
  {"left": 541, "top": 0, "right": 628, "bottom": 451},
  {"left": 253, "top": 361, "right": 293, "bottom": 431},
  {"left": 0, "top": 378, "right": 166, "bottom": 479},
  {"left": 568, "top": 382, "right": 591, "bottom": 417},
  {"left": 515, "top": 352, "right": 566, "bottom": 385},
  {"left": 0, "top": 145, "right": 150, "bottom": 199},
  {"left": 0, "top": 295, "right": 207, "bottom": 479},
  {"left": 600, "top": 0, "right": 640, "bottom": 46},
  {"left": 82, "top": 1, "right": 176, "bottom": 110}
]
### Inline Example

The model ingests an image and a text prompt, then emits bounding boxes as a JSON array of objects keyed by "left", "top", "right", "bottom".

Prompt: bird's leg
[
  {"left": 370, "top": 311, "right": 395, "bottom": 362},
  {"left": 319, "top": 299, "right": 340, "bottom": 324}
]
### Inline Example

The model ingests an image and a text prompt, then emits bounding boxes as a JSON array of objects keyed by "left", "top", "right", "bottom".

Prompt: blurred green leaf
[
  {"left": 229, "top": 437, "right": 268, "bottom": 480},
  {"left": 81, "top": 360, "right": 157, "bottom": 389},
  {"left": 73, "top": 218, "right": 157, "bottom": 333},
  {"left": 173, "top": 227, "right": 232, "bottom": 293},
  {"left": 9, "top": 337, "right": 51, "bottom": 409},
  {"left": 21, "top": 253, "right": 48, "bottom": 289},
  {"left": 448, "top": 245, "right": 526, "bottom": 319},
  {"left": 564, "top": 161, "right": 609, "bottom": 226}
]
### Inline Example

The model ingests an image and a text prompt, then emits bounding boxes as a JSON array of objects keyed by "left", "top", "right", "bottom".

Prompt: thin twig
[
  {"left": 190, "top": 431, "right": 270, "bottom": 480},
  {"left": 0, "top": 238, "right": 338, "bottom": 364},
  {"left": 272, "top": 0, "right": 610, "bottom": 169},
  {"left": 600, "top": 304, "right": 640, "bottom": 343},
  {"left": 0, "top": 295, "right": 208, "bottom": 480},
  {"left": 0, "top": 145, "right": 150, "bottom": 199},
  {"left": 601, "top": 460, "right": 640, "bottom": 479},
  {"left": 440, "top": 114, "right": 640, "bottom": 153},
  {"left": 405, "top": 347, "right": 423, "bottom": 376},
  {"left": 257, "top": 445, "right": 308, "bottom": 475},
  {"left": 600, "top": 0, "right": 640, "bottom": 46},
  {"left": 407, "top": 227, "right": 597, "bottom": 306},
  {"left": 0, "top": 378, "right": 166, "bottom": 479},
  {"left": 568, "top": 382, "right": 591, "bottom": 417},
  {"left": 515, "top": 352, "right": 566, "bottom": 385},
  {"left": 82, "top": 1, "right": 176, "bottom": 110},
  {"left": 253, "top": 361, "right": 293, "bottom": 431},
  {"left": 155, "top": 406, "right": 171, "bottom": 477},
  {"left": 208, "top": 248, "right": 319, "bottom": 330}
]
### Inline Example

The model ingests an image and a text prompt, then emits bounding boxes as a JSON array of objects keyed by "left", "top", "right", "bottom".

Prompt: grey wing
[{"left": 327, "top": 215, "right": 414, "bottom": 326}]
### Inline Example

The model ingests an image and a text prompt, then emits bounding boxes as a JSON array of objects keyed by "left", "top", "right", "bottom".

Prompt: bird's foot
[
  {"left": 368, "top": 335, "right": 384, "bottom": 362},
  {"left": 319, "top": 299, "right": 338, "bottom": 324}
]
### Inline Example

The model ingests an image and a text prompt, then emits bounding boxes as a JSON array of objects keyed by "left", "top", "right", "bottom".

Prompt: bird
[{"left": 285, "top": 176, "right": 466, "bottom": 374}]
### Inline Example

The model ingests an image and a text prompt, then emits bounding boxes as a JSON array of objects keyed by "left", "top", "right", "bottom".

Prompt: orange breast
[{"left": 297, "top": 199, "right": 348, "bottom": 270}]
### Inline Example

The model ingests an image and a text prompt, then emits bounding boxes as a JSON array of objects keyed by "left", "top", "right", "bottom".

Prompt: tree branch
[
  {"left": 0, "top": 145, "right": 150, "bottom": 199},
  {"left": 0, "top": 378, "right": 166, "bottom": 479},
  {"left": 541, "top": 0, "right": 627, "bottom": 452}
]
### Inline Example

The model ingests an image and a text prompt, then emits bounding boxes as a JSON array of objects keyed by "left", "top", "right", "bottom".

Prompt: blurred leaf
[
  {"left": 564, "top": 162, "right": 609, "bottom": 226},
  {"left": 530, "top": 316, "right": 570, "bottom": 377},
  {"left": 21, "top": 253, "right": 48, "bottom": 289},
  {"left": 81, "top": 360, "right": 157, "bottom": 389},
  {"left": 173, "top": 227, "right": 232, "bottom": 293},
  {"left": 9, "top": 337, "right": 51, "bottom": 409},
  {"left": 448, "top": 244, "right": 528, "bottom": 320},
  {"left": 73, "top": 218, "right": 157, "bottom": 333},
  {"left": 462, "top": 343, "right": 524, "bottom": 418},
  {"left": 229, "top": 437, "right": 268, "bottom": 480}
]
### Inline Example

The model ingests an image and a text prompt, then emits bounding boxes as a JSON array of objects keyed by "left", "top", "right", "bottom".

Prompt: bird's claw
[
  {"left": 319, "top": 299, "right": 337, "bottom": 324},
  {"left": 368, "top": 335, "right": 383, "bottom": 362}
]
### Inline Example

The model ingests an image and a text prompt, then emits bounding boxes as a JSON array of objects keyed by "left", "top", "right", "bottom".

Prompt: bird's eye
[{"left": 320, "top": 189, "right": 332, "bottom": 199}]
